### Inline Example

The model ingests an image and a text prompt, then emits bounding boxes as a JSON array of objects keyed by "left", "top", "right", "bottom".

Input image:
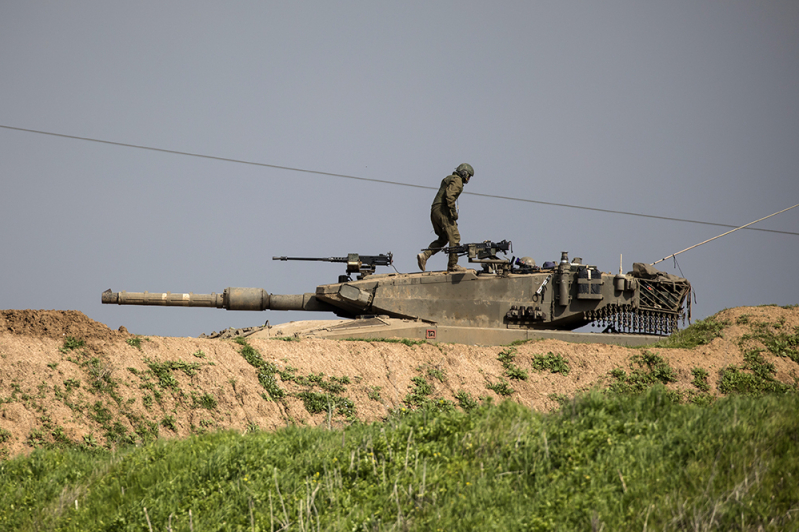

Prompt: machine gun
[
  {"left": 427, "top": 240, "right": 513, "bottom": 273},
  {"left": 273, "top": 252, "right": 393, "bottom": 281}
]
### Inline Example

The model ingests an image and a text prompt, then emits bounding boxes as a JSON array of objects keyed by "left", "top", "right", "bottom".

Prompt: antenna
[{"left": 652, "top": 204, "right": 799, "bottom": 265}]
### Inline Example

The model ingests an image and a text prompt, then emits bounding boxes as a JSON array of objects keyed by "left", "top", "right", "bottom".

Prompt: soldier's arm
[{"left": 444, "top": 178, "right": 463, "bottom": 220}]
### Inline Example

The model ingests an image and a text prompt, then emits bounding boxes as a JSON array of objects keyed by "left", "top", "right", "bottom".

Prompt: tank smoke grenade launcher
[{"left": 102, "top": 239, "right": 692, "bottom": 339}]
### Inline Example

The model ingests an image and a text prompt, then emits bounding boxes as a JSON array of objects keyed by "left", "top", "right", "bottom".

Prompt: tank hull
[
  {"left": 313, "top": 265, "right": 689, "bottom": 336},
  {"left": 244, "top": 317, "right": 663, "bottom": 347}
]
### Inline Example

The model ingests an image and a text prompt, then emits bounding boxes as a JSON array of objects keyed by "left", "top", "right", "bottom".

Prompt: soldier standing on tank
[{"left": 417, "top": 163, "right": 474, "bottom": 273}]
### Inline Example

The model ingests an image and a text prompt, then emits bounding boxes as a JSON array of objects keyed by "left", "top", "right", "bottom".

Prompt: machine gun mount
[{"left": 427, "top": 240, "right": 513, "bottom": 274}]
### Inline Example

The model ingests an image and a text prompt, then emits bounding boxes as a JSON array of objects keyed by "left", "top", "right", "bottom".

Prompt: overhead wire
[
  {"left": 2, "top": 123, "right": 798, "bottom": 237},
  {"left": 651, "top": 203, "right": 799, "bottom": 265}
]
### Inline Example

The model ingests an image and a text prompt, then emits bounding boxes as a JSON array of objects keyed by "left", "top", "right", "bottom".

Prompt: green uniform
[{"left": 421, "top": 173, "right": 464, "bottom": 270}]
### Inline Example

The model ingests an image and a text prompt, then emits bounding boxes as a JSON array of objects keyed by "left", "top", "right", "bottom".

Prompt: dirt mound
[
  {"left": 715, "top": 305, "right": 799, "bottom": 333},
  {"left": 0, "top": 310, "right": 127, "bottom": 343},
  {"left": 0, "top": 305, "right": 796, "bottom": 459}
]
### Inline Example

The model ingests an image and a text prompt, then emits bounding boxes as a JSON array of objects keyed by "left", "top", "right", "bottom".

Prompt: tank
[{"left": 101, "top": 241, "right": 692, "bottom": 346}]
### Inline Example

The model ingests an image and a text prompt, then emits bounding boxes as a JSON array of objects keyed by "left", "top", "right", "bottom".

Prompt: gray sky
[{"left": 2, "top": 2, "right": 798, "bottom": 338}]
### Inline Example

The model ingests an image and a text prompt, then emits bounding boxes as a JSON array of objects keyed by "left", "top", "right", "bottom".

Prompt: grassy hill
[
  {"left": 0, "top": 305, "right": 797, "bottom": 530},
  {"left": 2, "top": 388, "right": 798, "bottom": 531}
]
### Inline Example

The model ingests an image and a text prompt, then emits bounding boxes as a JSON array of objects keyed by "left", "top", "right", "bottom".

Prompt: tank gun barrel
[{"left": 101, "top": 288, "right": 333, "bottom": 312}]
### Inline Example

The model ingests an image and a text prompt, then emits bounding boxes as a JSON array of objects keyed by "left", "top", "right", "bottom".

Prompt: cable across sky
[{"left": 2, "top": 123, "right": 797, "bottom": 236}]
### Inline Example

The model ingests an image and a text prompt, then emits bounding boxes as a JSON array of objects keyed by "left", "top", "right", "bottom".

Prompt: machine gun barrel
[
  {"left": 273, "top": 252, "right": 393, "bottom": 279},
  {"left": 273, "top": 256, "right": 349, "bottom": 262},
  {"left": 273, "top": 253, "right": 392, "bottom": 265}
]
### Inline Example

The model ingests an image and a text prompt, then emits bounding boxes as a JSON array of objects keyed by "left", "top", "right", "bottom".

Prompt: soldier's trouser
[{"left": 423, "top": 207, "right": 460, "bottom": 269}]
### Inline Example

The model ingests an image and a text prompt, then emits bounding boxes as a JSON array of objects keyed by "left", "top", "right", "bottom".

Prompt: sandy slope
[{"left": 0, "top": 306, "right": 797, "bottom": 458}]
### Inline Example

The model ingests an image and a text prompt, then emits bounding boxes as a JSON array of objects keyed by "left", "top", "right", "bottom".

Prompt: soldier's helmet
[
  {"left": 517, "top": 257, "right": 536, "bottom": 269},
  {"left": 455, "top": 163, "right": 474, "bottom": 180}
]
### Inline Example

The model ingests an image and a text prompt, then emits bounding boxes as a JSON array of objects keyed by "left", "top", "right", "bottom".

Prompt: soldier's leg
[
  {"left": 446, "top": 221, "right": 462, "bottom": 271},
  {"left": 423, "top": 209, "right": 449, "bottom": 260},
  {"left": 418, "top": 209, "right": 449, "bottom": 271}
]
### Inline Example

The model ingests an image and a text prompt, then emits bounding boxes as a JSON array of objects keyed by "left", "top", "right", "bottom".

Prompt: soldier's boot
[
  {"left": 447, "top": 253, "right": 465, "bottom": 272},
  {"left": 416, "top": 252, "right": 428, "bottom": 272}
]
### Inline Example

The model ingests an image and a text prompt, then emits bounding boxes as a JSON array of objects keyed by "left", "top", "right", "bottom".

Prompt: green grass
[
  {"left": 719, "top": 348, "right": 795, "bottom": 396},
  {"left": 486, "top": 378, "right": 514, "bottom": 396},
  {"left": 607, "top": 350, "right": 677, "bottom": 395},
  {"left": 2, "top": 388, "right": 797, "bottom": 531},
  {"left": 59, "top": 336, "right": 85, "bottom": 353},
  {"left": 454, "top": 390, "right": 479, "bottom": 412},
  {"left": 530, "top": 352, "right": 571, "bottom": 375},
  {"left": 405, "top": 376, "right": 434, "bottom": 406},
  {"left": 740, "top": 319, "right": 799, "bottom": 363},
  {"left": 191, "top": 392, "right": 218, "bottom": 410},
  {"left": 297, "top": 391, "right": 355, "bottom": 418},
  {"left": 503, "top": 338, "right": 535, "bottom": 347},
  {"left": 367, "top": 386, "right": 382, "bottom": 401},
  {"left": 497, "top": 347, "right": 529, "bottom": 381},
  {"left": 125, "top": 337, "right": 144, "bottom": 350},
  {"left": 146, "top": 359, "right": 201, "bottom": 387},
  {"left": 426, "top": 367, "right": 446, "bottom": 382},
  {"left": 691, "top": 367, "right": 710, "bottom": 392},
  {"left": 652, "top": 315, "right": 729, "bottom": 349},
  {"left": 234, "top": 338, "right": 358, "bottom": 417},
  {"left": 234, "top": 338, "right": 285, "bottom": 400},
  {"left": 161, "top": 415, "right": 177, "bottom": 432}
]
